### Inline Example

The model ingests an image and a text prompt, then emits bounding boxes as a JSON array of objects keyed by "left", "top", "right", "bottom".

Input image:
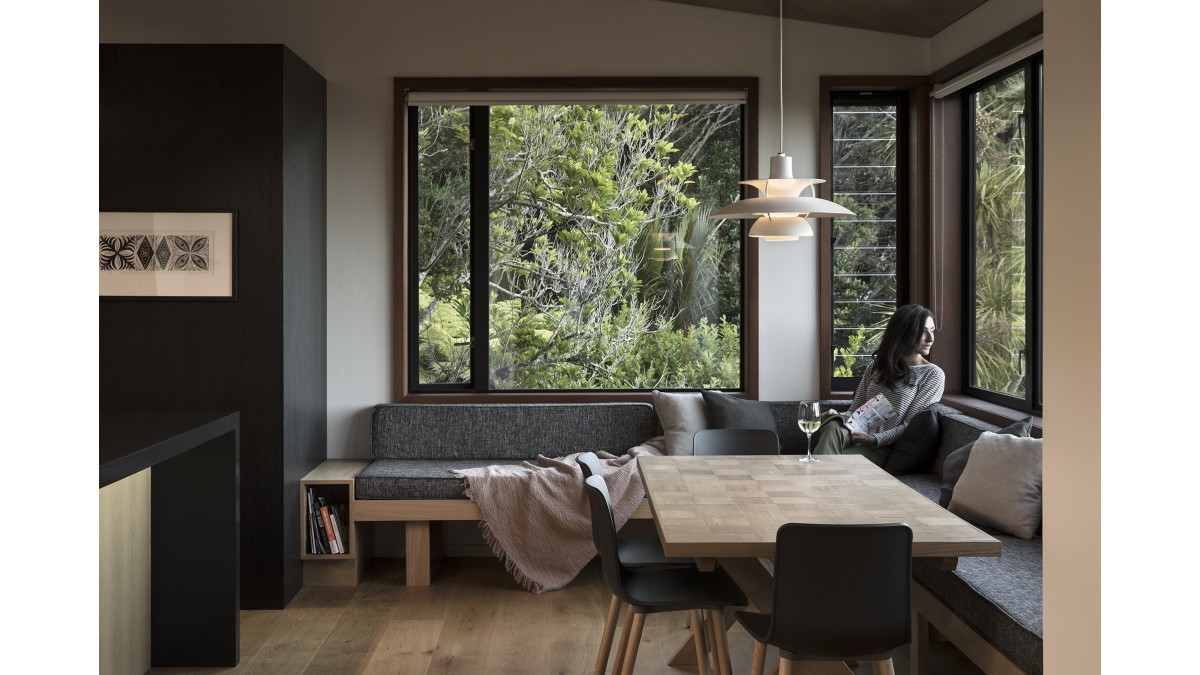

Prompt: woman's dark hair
[{"left": 871, "top": 304, "right": 934, "bottom": 388}]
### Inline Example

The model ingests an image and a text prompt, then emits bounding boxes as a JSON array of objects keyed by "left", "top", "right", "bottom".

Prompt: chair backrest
[
  {"left": 582, "top": 474, "right": 636, "bottom": 604},
  {"left": 768, "top": 523, "right": 912, "bottom": 661},
  {"left": 576, "top": 451, "right": 603, "bottom": 479},
  {"left": 693, "top": 428, "right": 780, "bottom": 455}
]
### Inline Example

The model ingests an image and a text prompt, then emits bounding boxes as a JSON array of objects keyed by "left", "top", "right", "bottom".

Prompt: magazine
[{"left": 845, "top": 393, "right": 896, "bottom": 433}]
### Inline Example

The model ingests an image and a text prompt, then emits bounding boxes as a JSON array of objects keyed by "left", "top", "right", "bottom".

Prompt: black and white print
[{"left": 99, "top": 233, "right": 212, "bottom": 272}]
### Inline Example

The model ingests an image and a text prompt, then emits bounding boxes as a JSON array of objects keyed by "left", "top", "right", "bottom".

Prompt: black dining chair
[
  {"left": 576, "top": 452, "right": 692, "bottom": 569},
  {"left": 692, "top": 428, "right": 780, "bottom": 455},
  {"left": 577, "top": 452, "right": 696, "bottom": 675},
  {"left": 735, "top": 522, "right": 913, "bottom": 675},
  {"left": 584, "top": 474, "right": 747, "bottom": 675}
]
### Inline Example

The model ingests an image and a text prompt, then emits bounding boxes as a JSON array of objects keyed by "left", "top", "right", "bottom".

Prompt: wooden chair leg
[
  {"left": 611, "top": 604, "right": 635, "bottom": 675},
  {"left": 779, "top": 658, "right": 792, "bottom": 675},
  {"left": 618, "top": 612, "right": 647, "bottom": 675},
  {"left": 690, "top": 610, "right": 710, "bottom": 675},
  {"left": 595, "top": 594, "right": 622, "bottom": 675},
  {"left": 871, "top": 658, "right": 897, "bottom": 675},
  {"left": 706, "top": 608, "right": 733, "bottom": 675},
  {"left": 750, "top": 641, "right": 767, "bottom": 675}
]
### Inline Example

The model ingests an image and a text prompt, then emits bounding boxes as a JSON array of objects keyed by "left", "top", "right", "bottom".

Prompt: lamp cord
[{"left": 779, "top": 0, "right": 784, "bottom": 156}]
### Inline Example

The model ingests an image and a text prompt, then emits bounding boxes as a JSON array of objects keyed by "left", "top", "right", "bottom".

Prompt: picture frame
[{"left": 99, "top": 211, "right": 237, "bottom": 300}]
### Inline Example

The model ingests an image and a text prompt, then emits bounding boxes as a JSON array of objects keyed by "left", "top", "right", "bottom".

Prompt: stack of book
[{"left": 307, "top": 488, "right": 347, "bottom": 555}]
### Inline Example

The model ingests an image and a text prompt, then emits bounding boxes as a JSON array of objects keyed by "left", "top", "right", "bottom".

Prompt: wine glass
[{"left": 797, "top": 401, "right": 821, "bottom": 463}]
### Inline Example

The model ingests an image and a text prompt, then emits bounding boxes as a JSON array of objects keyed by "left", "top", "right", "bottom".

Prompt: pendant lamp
[{"left": 711, "top": 0, "right": 854, "bottom": 240}]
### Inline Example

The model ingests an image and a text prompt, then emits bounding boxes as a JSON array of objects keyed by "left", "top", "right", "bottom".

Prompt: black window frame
[
  {"left": 396, "top": 77, "right": 760, "bottom": 400},
  {"left": 962, "top": 54, "right": 1043, "bottom": 414}
]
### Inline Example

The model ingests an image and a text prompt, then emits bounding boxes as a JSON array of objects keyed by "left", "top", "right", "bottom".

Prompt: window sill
[{"left": 939, "top": 394, "right": 1043, "bottom": 437}]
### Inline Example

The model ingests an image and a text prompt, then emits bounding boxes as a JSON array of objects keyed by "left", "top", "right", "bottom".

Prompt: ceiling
[{"left": 655, "top": 0, "right": 988, "bottom": 38}]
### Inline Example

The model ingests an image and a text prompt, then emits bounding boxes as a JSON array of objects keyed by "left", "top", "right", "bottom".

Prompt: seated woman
[{"left": 812, "top": 304, "right": 944, "bottom": 467}]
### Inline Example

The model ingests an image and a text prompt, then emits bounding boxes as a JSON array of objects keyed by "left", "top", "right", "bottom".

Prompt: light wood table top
[{"left": 638, "top": 454, "right": 1001, "bottom": 560}]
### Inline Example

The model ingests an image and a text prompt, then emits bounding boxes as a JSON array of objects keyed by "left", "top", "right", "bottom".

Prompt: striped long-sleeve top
[{"left": 841, "top": 359, "right": 945, "bottom": 448}]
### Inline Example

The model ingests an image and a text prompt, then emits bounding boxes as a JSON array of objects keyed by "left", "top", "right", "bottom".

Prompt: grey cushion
[
  {"left": 949, "top": 432, "right": 1043, "bottom": 539},
  {"left": 355, "top": 459, "right": 507, "bottom": 500},
  {"left": 884, "top": 409, "right": 941, "bottom": 475},
  {"left": 370, "top": 403, "right": 656, "bottom": 460},
  {"left": 652, "top": 390, "right": 707, "bottom": 456},
  {"left": 701, "top": 390, "right": 777, "bottom": 432},
  {"left": 940, "top": 417, "right": 1034, "bottom": 507},
  {"left": 931, "top": 405, "right": 1002, "bottom": 475}
]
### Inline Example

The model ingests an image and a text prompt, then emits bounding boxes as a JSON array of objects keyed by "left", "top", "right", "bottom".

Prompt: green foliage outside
[
  {"left": 830, "top": 105, "right": 900, "bottom": 378},
  {"left": 972, "top": 72, "right": 1028, "bottom": 397},
  {"left": 415, "top": 103, "right": 743, "bottom": 389}
]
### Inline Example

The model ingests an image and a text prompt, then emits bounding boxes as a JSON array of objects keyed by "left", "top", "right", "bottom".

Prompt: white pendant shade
[
  {"left": 710, "top": 195, "right": 854, "bottom": 219},
  {"left": 747, "top": 215, "right": 814, "bottom": 240},
  {"left": 706, "top": 2, "right": 855, "bottom": 240}
]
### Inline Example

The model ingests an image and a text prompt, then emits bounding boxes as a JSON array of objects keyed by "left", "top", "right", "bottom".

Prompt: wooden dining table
[{"left": 637, "top": 453, "right": 1001, "bottom": 672}]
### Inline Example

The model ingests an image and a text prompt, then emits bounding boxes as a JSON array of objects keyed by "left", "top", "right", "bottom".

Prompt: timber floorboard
[{"left": 146, "top": 557, "right": 983, "bottom": 675}]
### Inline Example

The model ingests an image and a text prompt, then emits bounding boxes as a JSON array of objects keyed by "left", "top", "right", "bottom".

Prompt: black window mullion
[{"left": 469, "top": 105, "right": 490, "bottom": 392}]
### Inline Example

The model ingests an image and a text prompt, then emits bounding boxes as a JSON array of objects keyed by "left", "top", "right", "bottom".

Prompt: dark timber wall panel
[{"left": 100, "top": 44, "right": 327, "bottom": 609}]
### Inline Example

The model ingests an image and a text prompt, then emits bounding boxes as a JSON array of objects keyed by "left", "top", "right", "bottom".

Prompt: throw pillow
[
  {"left": 651, "top": 390, "right": 708, "bottom": 456},
  {"left": 939, "top": 417, "right": 1033, "bottom": 507},
  {"left": 948, "top": 431, "right": 1043, "bottom": 539},
  {"left": 883, "top": 409, "right": 940, "bottom": 476},
  {"left": 700, "top": 390, "right": 778, "bottom": 433}
]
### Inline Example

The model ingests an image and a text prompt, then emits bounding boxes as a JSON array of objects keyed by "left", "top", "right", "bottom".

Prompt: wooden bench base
[
  {"left": 910, "top": 580, "right": 1029, "bottom": 675},
  {"left": 301, "top": 459, "right": 655, "bottom": 588}
]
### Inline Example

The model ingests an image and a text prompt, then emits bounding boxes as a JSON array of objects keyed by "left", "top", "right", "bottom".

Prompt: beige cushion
[
  {"left": 652, "top": 391, "right": 708, "bottom": 456},
  {"left": 948, "top": 431, "right": 1043, "bottom": 539}
]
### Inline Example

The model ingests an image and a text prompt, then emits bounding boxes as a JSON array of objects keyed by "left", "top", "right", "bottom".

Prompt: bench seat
[
  {"left": 899, "top": 413, "right": 1044, "bottom": 675},
  {"left": 356, "top": 458, "right": 506, "bottom": 500}
]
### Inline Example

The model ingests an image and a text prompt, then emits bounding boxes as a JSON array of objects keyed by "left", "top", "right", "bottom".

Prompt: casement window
[
  {"left": 396, "top": 79, "right": 757, "bottom": 396},
  {"left": 826, "top": 91, "right": 910, "bottom": 392},
  {"left": 963, "top": 55, "right": 1043, "bottom": 412}
]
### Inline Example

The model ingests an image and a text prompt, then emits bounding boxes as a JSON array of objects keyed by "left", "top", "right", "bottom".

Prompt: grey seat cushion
[
  {"left": 371, "top": 402, "right": 657, "bottom": 460},
  {"left": 355, "top": 459, "right": 513, "bottom": 500},
  {"left": 902, "top": 473, "right": 1044, "bottom": 675}
]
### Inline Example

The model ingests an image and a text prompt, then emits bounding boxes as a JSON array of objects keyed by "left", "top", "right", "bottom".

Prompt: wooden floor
[{"left": 148, "top": 557, "right": 983, "bottom": 675}]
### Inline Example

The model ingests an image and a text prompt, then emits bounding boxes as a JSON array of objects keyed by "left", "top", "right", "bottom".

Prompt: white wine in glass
[{"left": 798, "top": 401, "right": 821, "bottom": 463}]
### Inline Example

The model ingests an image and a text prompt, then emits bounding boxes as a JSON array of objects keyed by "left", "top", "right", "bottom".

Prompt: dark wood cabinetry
[{"left": 100, "top": 44, "right": 327, "bottom": 609}]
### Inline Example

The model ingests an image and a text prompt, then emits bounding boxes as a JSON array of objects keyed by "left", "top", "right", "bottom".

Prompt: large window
[
  {"left": 403, "top": 81, "right": 753, "bottom": 394},
  {"left": 964, "top": 55, "right": 1042, "bottom": 411},
  {"left": 827, "top": 91, "right": 909, "bottom": 392}
]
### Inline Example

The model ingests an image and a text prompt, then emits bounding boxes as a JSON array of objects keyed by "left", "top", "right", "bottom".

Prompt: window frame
[
  {"left": 393, "top": 77, "right": 760, "bottom": 402},
  {"left": 818, "top": 77, "right": 930, "bottom": 399},
  {"left": 961, "top": 55, "right": 1043, "bottom": 414},
  {"left": 826, "top": 89, "right": 911, "bottom": 394}
]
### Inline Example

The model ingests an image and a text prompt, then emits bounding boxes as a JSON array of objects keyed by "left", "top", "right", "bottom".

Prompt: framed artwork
[{"left": 99, "top": 211, "right": 237, "bottom": 299}]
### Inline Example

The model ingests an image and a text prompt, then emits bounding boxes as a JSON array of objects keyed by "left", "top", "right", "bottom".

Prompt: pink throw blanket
[{"left": 451, "top": 438, "right": 665, "bottom": 593}]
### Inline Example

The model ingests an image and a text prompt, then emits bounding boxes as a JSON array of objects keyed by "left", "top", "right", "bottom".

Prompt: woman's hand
[{"left": 848, "top": 430, "right": 878, "bottom": 447}]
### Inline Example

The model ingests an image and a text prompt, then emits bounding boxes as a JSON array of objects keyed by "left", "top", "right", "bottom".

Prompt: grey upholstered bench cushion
[
  {"left": 901, "top": 473, "right": 1044, "bottom": 675},
  {"left": 355, "top": 459, "right": 512, "bottom": 500},
  {"left": 370, "top": 402, "right": 657, "bottom": 460}
]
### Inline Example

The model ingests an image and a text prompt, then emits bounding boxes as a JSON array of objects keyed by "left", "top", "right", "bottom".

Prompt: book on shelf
[
  {"left": 319, "top": 498, "right": 341, "bottom": 554},
  {"left": 329, "top": 503, "right": 346, "bottom": 554},
  {"left": 308, "top": 488, "right": 330, "bottom": 554}
]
